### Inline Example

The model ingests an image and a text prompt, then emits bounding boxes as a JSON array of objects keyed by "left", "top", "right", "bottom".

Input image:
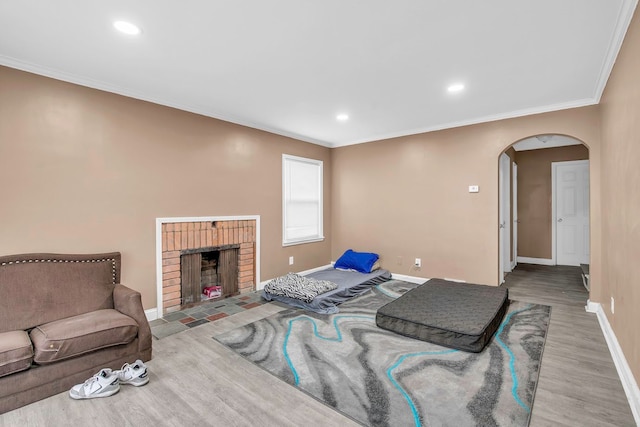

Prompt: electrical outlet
[
  {"left": 469, "top": 185, "right": 479, "bottom": 193},
  {"left": 611, "top": 296, "right": 615, "bottom": 314},
  {"left": 289, "top": 256, "right": 294, "bottom": 265},
  {"left": 414, "top": 258, "right": 421, "bottom": 267}
]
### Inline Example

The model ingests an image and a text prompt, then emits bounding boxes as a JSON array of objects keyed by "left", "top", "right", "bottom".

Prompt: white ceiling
[
  {"left": 512, "top": 135, "right": 582, "bottom": 151},
  {"left": 0, "top": 1, "right": 636, "bottom": 148}
]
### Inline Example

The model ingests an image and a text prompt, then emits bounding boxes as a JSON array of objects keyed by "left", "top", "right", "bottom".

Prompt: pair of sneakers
[{"left": 69, "top": 360, "right": 149, "bottom": 400}]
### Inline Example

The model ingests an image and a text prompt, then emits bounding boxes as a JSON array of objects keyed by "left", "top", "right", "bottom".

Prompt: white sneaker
[
  {"left": 69, "top": 368, "right": 120, "bottom": 400},
  {"left": 116, "top": 359, "right": 149, "bottom": 386}
]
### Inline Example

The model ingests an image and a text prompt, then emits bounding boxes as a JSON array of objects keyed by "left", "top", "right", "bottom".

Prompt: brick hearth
[{"left": 161, "top": 220, "right": 256, "bottom": 313}]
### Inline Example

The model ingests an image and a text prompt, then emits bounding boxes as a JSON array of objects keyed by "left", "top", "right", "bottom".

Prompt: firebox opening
[
  {"left": 200, "top": 251, "right": 220, "bottom": 300},
  {"left": 180, "top": 245, "right": 240, "bottom": 309}
]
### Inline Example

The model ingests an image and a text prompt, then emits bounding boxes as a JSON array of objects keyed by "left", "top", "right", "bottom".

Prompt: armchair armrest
[{"left": 113, "top": 284, "right": 152, "bottom": 360}]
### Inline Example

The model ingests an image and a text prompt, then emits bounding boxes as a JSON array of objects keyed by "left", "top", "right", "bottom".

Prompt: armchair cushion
[
  {"left": 0, "top": 331, "right": 33, "bottom": 378},
  {"left": 30, "top": 309, "right": 138, "bottom": 365}
]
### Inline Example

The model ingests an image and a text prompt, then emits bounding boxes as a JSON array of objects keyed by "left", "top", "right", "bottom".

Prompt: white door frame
[
  {"left": 499, "top": 153, "right": 511, "bottom": 282},
  {"left": 551, "top": 159, "right": 589, "bottom": 265},
  {"left": 499, "top": 157, "right": 504, "bottom": 283},
  {"left": 512, "top": 162, "right": 518, "bottom": 270}
]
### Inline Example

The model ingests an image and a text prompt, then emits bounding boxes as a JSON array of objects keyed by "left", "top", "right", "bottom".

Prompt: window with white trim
[{"left": 282, "top": 154, "right": 323, "bottom": 246}]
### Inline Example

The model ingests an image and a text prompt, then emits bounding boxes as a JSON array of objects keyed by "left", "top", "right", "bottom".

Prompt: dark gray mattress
[
  {"left": 263, "top": 268, "right": 391, "bottom": 314},
  {"left": 376, "top": 278, "right": 509, "bottom": 352}
]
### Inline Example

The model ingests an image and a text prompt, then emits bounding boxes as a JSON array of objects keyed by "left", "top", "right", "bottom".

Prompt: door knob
[{"left": 558, "top": 218, "right": 563, "bottom": 222}]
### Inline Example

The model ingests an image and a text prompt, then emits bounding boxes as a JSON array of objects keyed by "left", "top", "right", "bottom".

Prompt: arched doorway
[{"left": 499, "top": 134, "right": 590, "bottom": 285}]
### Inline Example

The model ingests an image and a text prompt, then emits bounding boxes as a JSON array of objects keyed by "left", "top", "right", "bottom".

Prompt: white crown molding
[
  {"left": 0, "top": 55, "right": 600, "bottom": 150},
  {"left": 4, "top": 0, "right": 635, "bottom": 152},
  {"left": 330, "top": 97, "right": 598, "bottom": 148},
  {"left": 0, "top": 56, "right": 333, "bottom": 148},
  {"left": 593, "top": 0, "right": 639, "bottom": 102}
]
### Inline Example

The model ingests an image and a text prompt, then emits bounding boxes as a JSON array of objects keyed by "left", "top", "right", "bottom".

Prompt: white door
[
  {"left": 499, "top": 153, "right": 511, "bottom": 281},
  {"left": 554, "top": 160, "right": 590, "bottom": 266},
  {"left": 512, "top": 163, "right": 518, "bottom": 270}
]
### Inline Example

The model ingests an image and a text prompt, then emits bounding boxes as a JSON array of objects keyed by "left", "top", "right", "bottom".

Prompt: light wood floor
[
  {"left": 505, "top": 264, "right": 635, "bottom": 427},
  {"left": 0, "top": 265, "right": 635, "bottom": 426}
]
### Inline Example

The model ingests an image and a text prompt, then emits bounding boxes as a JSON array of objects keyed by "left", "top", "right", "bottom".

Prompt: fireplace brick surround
[{"left": 161, "top": 220, "right": 256, "bottom": 313}]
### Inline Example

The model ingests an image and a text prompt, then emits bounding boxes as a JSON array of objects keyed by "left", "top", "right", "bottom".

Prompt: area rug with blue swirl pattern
[{"left": 213, "top": 280, "right": 550, "bottom": 427}]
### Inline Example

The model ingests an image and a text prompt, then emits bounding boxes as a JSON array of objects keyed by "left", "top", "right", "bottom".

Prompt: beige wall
[
  {"left": 599, "top": 5, "right": 640, "bottom": 383},
  {"left": 0, "top": 66, "right": 332, "bottom": 309},
  {"left": 331, "top": 107, "right": 601, "bottom": 287},
  {"left": 515, "top": 145, "right": 589, "bottom": 259}
]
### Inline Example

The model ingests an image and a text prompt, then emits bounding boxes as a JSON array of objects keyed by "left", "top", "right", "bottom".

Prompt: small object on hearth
[{"left": 203, "top": 286, "right": 222, "bottom": 299}]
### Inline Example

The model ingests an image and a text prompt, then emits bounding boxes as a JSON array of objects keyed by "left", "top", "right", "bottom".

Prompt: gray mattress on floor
[
  {"left": 376, "top": 278, "right": 509, "bottom": 352},
  {"left": 263, "top": 268, "right": 391, "bottom": 314}
]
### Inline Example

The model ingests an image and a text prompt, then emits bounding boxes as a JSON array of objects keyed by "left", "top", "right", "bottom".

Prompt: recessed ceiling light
[
  {"left": 447, "top": 83, "right": 465, "bottom": 93},
  {"left": 113, "top": 20, "right": 141, "bottom": 36},
  {"left": 336, "top": 113, "right": 349, "bottom": 122}
]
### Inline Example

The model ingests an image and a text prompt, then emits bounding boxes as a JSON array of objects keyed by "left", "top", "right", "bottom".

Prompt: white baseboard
[
  {"left": 585, "top": 299, "right": 599, "bottom": 313},
  {"left": 443, "top": 277, "right": 466, "bottom": 283},
  {"left": 145, "top": 308, "right": 158, "bottom": 322},
  {"left": 390, "top": 273, "right": 429, "bottom": 284},
  {"left": 260, "top": 265, "right": 427, "bottom": 287},
  {"left": 591, "top": 302, "right": 640, "bottom": 425},
  {"left": 260, "top": 267, "right": 428, "bottom": 286},
  {"left": 516, "top": 256, "right": 555, "bottom": 266},
  {"left": 299, "top": 263, "right": 334, "bottom": 276},
  {"left": 258, "top": 264, "right": 334, "bottom": 289}
]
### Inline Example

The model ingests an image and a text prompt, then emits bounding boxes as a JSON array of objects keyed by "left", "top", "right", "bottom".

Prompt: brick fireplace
[{"left": 158, "top": 218, "right": 258, "bottom": 314}]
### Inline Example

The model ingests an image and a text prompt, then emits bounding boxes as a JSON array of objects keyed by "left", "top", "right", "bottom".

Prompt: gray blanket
[{"left": 263, "top": 273, "right": 337, "bottom": 303}]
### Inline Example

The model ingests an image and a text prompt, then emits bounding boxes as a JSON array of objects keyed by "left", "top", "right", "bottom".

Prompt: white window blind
[{"left": 282, "top": 154, "right": 323, "bottom": 246}]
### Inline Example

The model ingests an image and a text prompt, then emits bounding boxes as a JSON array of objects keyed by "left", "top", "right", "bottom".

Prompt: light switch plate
[{"left": 469, "top": 185, "right": 479, "bottom": 193}]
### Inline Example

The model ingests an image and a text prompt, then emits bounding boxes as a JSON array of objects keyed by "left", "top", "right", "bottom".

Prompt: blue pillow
[{"left": 334, "top": 249, "right": 379, "bottom": 274}]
